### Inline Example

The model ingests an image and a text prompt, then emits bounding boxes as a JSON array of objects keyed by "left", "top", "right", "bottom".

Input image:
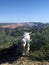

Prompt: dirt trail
[{"left": 0, "top": 57, "right": 49, "bottom": 65}]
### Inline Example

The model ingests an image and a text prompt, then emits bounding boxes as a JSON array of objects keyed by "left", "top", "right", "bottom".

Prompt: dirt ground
[{"left": 0, "top": 57, "right": 49, "bottom": 65}]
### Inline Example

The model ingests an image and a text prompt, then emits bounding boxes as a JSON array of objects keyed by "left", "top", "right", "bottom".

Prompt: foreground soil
[{"left": 0, "top": 57, "right": 49, "bottom": 65}]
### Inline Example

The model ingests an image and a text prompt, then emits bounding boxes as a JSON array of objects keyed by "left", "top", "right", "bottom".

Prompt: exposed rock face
[
  {"left": 1, "top": 23, "right": 23, "bottom": 29},
  {"left": 0, "top": 22, "right": 48, "bottom": 32},
  {"left": 0, "top": 22, "right": 43, "bottom": 29}
]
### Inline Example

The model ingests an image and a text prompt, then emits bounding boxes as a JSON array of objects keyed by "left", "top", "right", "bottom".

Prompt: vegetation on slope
[{"left": 0, "top": 25, "right": 49, "bottom": 61}]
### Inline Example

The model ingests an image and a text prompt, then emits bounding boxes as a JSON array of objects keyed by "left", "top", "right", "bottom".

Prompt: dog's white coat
[{"left": 22, "top": 32, "right": 31, "bottom": 55}]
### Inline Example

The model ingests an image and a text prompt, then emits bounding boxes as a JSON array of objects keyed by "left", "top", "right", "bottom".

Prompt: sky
[{"left": 0, "top": 0, "right": 49, "bottom": 23}]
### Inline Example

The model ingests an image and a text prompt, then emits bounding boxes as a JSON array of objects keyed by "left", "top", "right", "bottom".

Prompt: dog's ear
[
  {"left": 29, "top": 32, "right": 35, "bottom": 36},
  {"left": 29, "top": 32, "right": 32, "bottom": 34}
]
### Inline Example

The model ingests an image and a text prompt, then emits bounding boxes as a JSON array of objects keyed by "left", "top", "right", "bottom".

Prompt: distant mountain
[{"left": 0, "top": 22, "right": 49, "bottom": 31}]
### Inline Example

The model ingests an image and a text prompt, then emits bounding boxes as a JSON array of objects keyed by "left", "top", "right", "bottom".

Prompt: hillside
[{"left": 0, "top": 23, "right": 49, "bottom": 65}]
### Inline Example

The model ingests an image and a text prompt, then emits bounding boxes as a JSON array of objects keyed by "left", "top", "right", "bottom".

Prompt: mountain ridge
[{"left": 0, "top": 22, "right": 48, "bottom": 29}]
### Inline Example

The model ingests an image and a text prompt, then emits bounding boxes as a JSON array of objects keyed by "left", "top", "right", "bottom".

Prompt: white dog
[{"left": 22, "top": 32, "right": 31, "bottom": 55}]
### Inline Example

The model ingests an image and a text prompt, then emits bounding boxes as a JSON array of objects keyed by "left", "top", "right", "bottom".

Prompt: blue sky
[{"left": 0, "top": 0, "right": 49, "bottom": 23}]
